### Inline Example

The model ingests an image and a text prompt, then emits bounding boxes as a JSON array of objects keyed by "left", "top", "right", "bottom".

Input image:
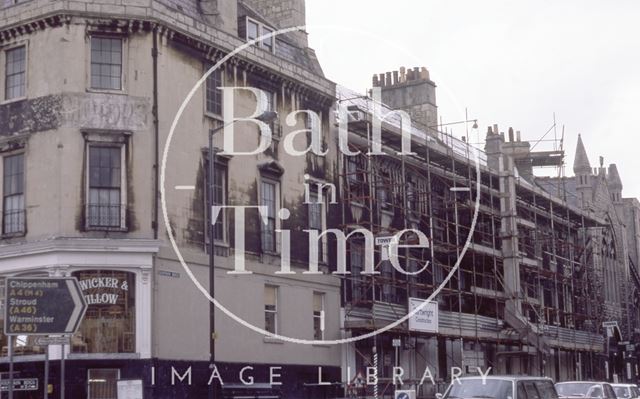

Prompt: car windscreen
[
  {"left": 556, "top": 383, "right": 599, "bottom": 398},
  {"left": 445, "top": 379, "right": 513, "bottom": 399}
]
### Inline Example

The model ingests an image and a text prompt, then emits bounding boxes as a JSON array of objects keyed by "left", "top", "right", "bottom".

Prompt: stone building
[
  {"left": 335, "top": 70, "right": 640, "bottom": 397},
  {"left": 536, "top": 135, "right": 640, "bottom": 381},
  {"left": 0, "top": 0, "right": 341, "bottom": 397}
]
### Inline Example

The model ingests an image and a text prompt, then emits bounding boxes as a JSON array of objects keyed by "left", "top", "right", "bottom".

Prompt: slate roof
[
  {"left": 535, "top": 176, "right": 580, "bottom": 207},
  {"left": 151, "top": 0, "right": 324, "bottom": 76}
]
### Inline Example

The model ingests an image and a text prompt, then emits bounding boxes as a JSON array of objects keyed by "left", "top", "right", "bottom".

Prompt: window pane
[
  {"left": 88, "top": 369, "right": 119, "bottom": 399},
  {"left": 350, "top": 245, "right": 366, "bottom": 302},
  {"left": 247, "top": 20, "right": 259, "bottom": 40},
  {"left": 5, "top": 46, "right": 26, "bottom": 100},
  {"left": 308, "top": 192, "right": 322, "bottom": 230},
  {"left": 205, "top": 68, "right": 223, "bottom": 115},
  {"left": 72, "top": 271, "right": 136, "bottom": 354},
  {"left": 265, "top": 286, "right": 277, "bottom": 306},
  {"left": 90, "top": 37, "right": 122, "bottom": 90},
  {"left": 205, "top": 158, "right": 226, "bottom": 242},
  {"left": 262, "top": 26, "right": 274, "bottom": 51},
  {"left": 313, "top": 293, "right": 323, "bottom": 312},
  {"left": 88, "top": 147, "right": 123, "bottom": 228},
  {"left": 265, "top": 312, "right": 276, "bottom": 334},
  {"left": 261, "top": 181, "right": 276, "bottom": 252},
  {"left": 313, "top": 317, "right": 322, "bottom": 340},
  {"left": 3, "top": 154, "right": 25, "bottom": 234},
  {"left": 264, "top": 286, "right": 277, "bottom": 333}
]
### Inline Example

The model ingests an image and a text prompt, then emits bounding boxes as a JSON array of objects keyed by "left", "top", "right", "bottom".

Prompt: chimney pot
[
  {"left": 400, "top": 67, "right": 406, "bottom": 82},
  {"left": 379, "top": 73, "right": 385, "bottom": 87},
  {"left": 386, "top": 72, "right": 392, "bottom": 86},
  {"left": 493, "top": 124, "right": 499, "bottom": 134},
  {"left": 372, "top": 75, "right": 379, "bottom": 87},
  {"left": 516, "top": 131, "right": 521, "bottom": 142},
  {"left": 393, "top": 70, "right": 399, "bottom": 85},
  {"left": 508, "top": 127, "right": 514, "bottom": 142},
  {"left": 420, "top": 67, "right": 430, "bottom": 80}
]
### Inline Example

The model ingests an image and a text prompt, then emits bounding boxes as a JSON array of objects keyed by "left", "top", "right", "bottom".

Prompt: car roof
[
  {"left": 456, "top": 376, "right": 554, "bottom": 382},
  {"left": 556, "top": 381, "right": 609, "bottom": 385},
  {"left": 612, "top": 384, "right": 636, "bottom": 387}
]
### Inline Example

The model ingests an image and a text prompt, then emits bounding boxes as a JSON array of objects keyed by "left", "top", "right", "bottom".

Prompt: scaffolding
[{"left": 336, "top": 88, "right": 611, "bottom": 397}]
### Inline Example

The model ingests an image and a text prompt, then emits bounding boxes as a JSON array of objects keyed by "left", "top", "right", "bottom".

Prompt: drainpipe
[
  {"left": 152, "top": 27, "right": 159, "bottom": 240},
  {"left": 151, "top": 27, "right": 159, "bottom": 397}
]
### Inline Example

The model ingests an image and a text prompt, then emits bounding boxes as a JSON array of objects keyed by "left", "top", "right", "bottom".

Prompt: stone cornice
[{"left": 0, "top": 237, "right": 161, "bottom": 260}]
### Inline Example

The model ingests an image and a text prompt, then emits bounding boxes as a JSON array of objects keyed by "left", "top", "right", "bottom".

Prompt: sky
[{"left": 306, "top": 0, "right": 640, "bottom": 198}]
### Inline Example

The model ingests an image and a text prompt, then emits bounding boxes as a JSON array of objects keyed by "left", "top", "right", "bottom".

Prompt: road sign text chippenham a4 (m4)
[{"left": 4, "top": 277, "right": 88, "bottom": 336}]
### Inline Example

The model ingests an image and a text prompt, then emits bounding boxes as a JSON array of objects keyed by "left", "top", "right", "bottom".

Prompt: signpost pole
[
  {"left": 43, "top": 344, "right": 49, "bottom": 399},
  {"left": 8, "top": 336, "right": 13, "bottom": 399},
  {"left": 60, "top": 343, "right": 65, "bottom": 399}
]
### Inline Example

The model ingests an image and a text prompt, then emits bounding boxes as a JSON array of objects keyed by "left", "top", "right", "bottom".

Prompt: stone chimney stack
[
  {"left": 484, "top": 124, "right": 504, "bottom": 171},
  {"left": 371, "top": 66, "right": 437, "bottom": 133},
  {"left": 501, "top": 126, "right": 533, "bottom": 181},
  {"left": 199, "top": 0, "right": 238, "bottom": 35},
  {"left": 243, "top": 0, "right": 308, "bottom": 47}
]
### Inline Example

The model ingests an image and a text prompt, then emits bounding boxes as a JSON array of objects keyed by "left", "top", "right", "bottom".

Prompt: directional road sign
[{"left": 4, "top": 277, "right": 87, "bottom": 335}]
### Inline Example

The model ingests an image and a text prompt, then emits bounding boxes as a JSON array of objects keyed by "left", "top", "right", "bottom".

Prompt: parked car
[
  {"left": 555, "top": 381, "right": 616, "bottom": 399},
  {"left": 437, "top": 375, "right": 559, "bottom": 399},
  {"left": 612, "top": 384, "right": 640, "bottom": 399}
]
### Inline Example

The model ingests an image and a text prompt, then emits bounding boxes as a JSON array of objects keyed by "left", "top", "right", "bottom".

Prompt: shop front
[{"left": 0, "top": 239, "right": 156, "bottom": 398}]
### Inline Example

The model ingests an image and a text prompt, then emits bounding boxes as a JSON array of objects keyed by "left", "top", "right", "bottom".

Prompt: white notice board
[{"left": 117, "top": 379, "right": 143, "bottom": 399}]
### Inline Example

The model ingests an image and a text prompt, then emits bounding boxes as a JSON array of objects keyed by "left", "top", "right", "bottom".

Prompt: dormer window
[{"left": 245, "top": 17, "right": 275, "bottom": 53}]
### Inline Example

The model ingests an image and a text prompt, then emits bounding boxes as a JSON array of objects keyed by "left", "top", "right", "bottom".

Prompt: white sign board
[
  {"left": 117, "top": 379, "right": 143, "bottom": 399},
  {"left": 408, "top": 298, "right": 438, "bottom": 333}
]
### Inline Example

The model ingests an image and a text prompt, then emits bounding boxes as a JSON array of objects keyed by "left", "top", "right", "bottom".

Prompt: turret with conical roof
[
  {"left": 574, "top": 134, "right": 593, "bottom": 208},
  {"left": 573, "top": 134, "right": 591, "bottom": 174},
  {"left": 607, "top": 163, "right": 623, "bottom": 203}
]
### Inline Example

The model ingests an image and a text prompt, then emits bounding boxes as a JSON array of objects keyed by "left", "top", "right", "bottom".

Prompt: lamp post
[{"left": 208, "top": 110, "right": 277, "bottom": 399}]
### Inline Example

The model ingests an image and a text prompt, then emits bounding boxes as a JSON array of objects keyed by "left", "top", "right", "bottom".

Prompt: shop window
[
  {"left": 72, "top": 270, "right": 135, "bottom": 354},
  {"left": 88, "top": 368, "right": 119, "bottom": 399}
]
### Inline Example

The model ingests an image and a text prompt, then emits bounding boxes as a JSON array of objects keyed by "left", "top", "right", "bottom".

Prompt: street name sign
[
  {"left": 4, "top": 277, "right": 88, "bottom": 335},
  {"left": 0, "top": 378, "right": 38, "bottom": 392}
]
